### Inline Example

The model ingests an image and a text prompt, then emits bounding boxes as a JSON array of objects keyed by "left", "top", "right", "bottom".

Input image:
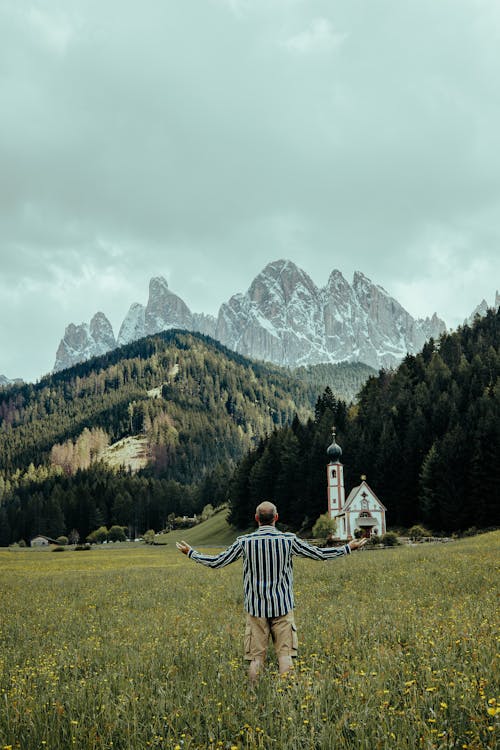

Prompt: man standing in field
[{"left": 176, "top": 501, "right": 367, "bottom": 683}]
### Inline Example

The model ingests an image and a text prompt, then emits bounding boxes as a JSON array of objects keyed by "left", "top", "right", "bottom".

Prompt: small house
[{"left": 30, "top": 535, "right": 59, "bottom": 547}]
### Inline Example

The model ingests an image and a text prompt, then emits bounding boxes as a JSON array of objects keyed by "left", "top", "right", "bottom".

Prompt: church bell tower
[{"left": 326, "top": 427, "right": 345, "bottom": 519}]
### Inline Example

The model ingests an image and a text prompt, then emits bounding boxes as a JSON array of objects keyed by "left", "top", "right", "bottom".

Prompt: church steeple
[
  {"left": 327, "top": 427, "right": 342, "bottom": 463},
  {"left": 326, "top": 426, "right": 345, "bottom": 518}
]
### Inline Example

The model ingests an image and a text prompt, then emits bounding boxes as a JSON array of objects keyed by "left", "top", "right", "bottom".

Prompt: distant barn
[{"left": 30, "top": 535, "right": 59, "bottom": 547}]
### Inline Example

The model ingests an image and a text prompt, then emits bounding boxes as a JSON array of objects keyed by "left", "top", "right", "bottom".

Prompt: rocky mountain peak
[
  {"left": 53, "top": 260, "right": 457, "bottom": 373},
  {"left": 145, "top": 275, "right": 192, "bottom": 335},
  {"left": 117, "top": 303, "right": 146, "bottom": 347},
  {"left": 464, "top": 291, "right": 499, "bottom": 326},
  {"left": 54, "top": 312, "right": 116, "bottom": 372},
  {"left": 89, "top": 312, "right": 116, "bottom": 353}
]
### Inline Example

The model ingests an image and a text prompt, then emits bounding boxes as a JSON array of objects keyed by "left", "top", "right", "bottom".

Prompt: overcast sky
[{"left": 1, "top": 0, "right": 499, "bottom": 382}]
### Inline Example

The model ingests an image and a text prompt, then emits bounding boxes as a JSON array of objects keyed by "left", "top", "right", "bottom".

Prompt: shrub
[
  {"left": 381, "top": 531, "right": 400, "bottom": 546},
  {"left": 463, "top": 526, "right": 478, "bottom": 537},
  {"left": 52, "top": 546, "right": 65, "bottom": 552},
  {"left": 87, "top": 526, "right": 108, "bottom": 544},
  {"left": 312, "top": 513, "right": 337, "bottom": 540},
  {"left": 201, "top": 504, "right": 215, "bottom": 521},
  {"left": 408, "top": 524, "right": 432, "bottom": 540},
  {"left": 56, "top": 536, "right": 69, "bottom": 546},
  {"left": 108, "top": 526, "right": 127, "bottom": 543},
  {"left": 143, "top": 530, "right": 155, "bottom": 545}
]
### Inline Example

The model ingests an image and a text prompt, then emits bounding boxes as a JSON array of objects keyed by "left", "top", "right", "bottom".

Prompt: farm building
[
  {"left": 326, "top": 429, "right": 387, "bottom": 539},
  {"left": 30, "top": 535, "right": 59, "bottom": 547}
]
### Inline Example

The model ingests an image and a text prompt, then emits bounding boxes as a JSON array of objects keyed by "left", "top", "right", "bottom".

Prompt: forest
[{"left": 0, "top": 311, "right": 498, "bottom": 544}]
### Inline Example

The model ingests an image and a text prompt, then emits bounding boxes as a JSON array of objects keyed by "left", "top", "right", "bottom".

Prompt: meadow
[{"left": 0, "top": 531, "right": 498, "bottom": 750}]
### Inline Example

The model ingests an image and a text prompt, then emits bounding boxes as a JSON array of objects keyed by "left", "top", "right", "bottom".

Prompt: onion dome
[{"left": 327, "top": 428, "right": 342, "bottom": 462}]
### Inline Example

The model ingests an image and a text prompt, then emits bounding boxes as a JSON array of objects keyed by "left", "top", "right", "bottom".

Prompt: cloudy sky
[{"left": 1, "top": 0, "right": 499, "bottom": 382}]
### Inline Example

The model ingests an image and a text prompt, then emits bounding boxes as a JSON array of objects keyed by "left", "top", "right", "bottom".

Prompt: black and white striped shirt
[{"left": 188, "top": 525, "right": 350, "bottom": 617}]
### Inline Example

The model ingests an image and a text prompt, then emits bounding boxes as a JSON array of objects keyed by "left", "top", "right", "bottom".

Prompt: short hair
[{"left": 256, "top": 502, "right": 277, "bottom": 524}]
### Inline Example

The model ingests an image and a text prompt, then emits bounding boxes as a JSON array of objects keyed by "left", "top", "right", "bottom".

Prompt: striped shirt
[{"left": 188, "top": 525, "right": 350, "bottom": 617}]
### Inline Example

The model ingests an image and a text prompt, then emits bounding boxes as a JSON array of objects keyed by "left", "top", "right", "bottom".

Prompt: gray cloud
[{"left": 1, "top": 0, "right": 499, "bottom": 381}]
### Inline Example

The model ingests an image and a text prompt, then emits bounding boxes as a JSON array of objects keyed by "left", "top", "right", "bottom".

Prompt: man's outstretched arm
[
  {"left": 292, "top": 536, "right": 367, "bottom": 560},
  {"left": 176, "top": 539, "right": 242, "bottom": 568}
]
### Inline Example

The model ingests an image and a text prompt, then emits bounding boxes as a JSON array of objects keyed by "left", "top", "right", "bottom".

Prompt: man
[{"left": 176, "top": 501, "right": 367, "bottom": 683}]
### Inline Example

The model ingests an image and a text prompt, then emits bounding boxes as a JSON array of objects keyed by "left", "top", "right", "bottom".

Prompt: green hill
[
  {"left": 162, "top": 509, "right": 244, "bottom": 548},
  {"left": 0, "top": 330, "right": 316, "bottom": 480}
]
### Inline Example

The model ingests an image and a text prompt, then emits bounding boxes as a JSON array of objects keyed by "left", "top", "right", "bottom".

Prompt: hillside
[
  {"left": 163, "top": 508, "right": 243, "bottom": 548},
  {"left": 293, "top": 361, "right": 376, "bottom": 403},
  {"left": 0, "top": 330, "right": 315, "bottom": 480}
]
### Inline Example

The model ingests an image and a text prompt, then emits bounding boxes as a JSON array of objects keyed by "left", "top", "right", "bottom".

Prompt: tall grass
[{"left": 0, "top": 532, "right": 498, "bottom": 749}]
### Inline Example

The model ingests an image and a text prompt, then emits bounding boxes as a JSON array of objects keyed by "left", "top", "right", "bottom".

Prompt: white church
[{"left": 326, "top": 428, "right": 387, "bottom": 539}]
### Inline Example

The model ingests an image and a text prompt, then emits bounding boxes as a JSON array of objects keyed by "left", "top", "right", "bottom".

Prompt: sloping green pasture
[{"left": 0, "top": 532, "right": 498, "bottom": 750}]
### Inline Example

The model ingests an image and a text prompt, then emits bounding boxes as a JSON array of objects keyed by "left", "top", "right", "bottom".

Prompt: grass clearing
[{"left": 0, "top": 532, "right": 498, "bottom": 749}]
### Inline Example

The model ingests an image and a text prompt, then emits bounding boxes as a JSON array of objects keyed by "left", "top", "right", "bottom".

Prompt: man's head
[{"left": 255, "top": 501, "right": 278, "bottom": 526}]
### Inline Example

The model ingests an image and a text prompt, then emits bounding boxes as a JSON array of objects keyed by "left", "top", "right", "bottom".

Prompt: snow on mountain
[
  {"left": 53, "top": 312, "right": 116, "bottom": 372},
  {"left": 117, "top": 303, "right": 146, "bottom": 347},
  {"left": 53, "top": 259, "right": 451, "bottom": 373},
  {"left": 215, "top": 260, "right": 446, "bottom": 369},
  {"left": 0, "top": 374, "right": 23, "bottom": 387}
]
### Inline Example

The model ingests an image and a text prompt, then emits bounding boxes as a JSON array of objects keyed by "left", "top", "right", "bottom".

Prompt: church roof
[{"left": 344, "top": 480, "right": 387, "bottom": 512}]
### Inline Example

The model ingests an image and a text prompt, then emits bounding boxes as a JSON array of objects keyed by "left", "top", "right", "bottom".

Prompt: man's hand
[
  {"left": 176, "top": 540, "right": 192, "bottom": 555},
  {"left": 348, "top": 538, "right": 368, "bottom": 551}
]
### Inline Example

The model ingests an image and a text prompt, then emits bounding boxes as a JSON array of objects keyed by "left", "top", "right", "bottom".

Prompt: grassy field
[{"left": 0, "top": 532, "right": 498, "bottom": 750}]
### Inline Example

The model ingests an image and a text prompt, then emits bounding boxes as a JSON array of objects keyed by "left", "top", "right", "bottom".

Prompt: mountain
[
  {"left": 216, "top": 261, "right": 446, "bottom": 369},
  {"left": 0, "top": 375, "right": 23, "bottom": 388},
  {"left": 464, "top": 290, "right": 499, "bottom": 326},
  {"left": 54, "top": 259, "right": 446, "bottom": 372},
  {"left": 54, "top": 312, "right": 117, "bottom": 371},
  {"left": 116, "top": 278, "right": 217, "bottom": 347},
  {"left": 1, "top": 330, "right": 316, "bottom": 479}
]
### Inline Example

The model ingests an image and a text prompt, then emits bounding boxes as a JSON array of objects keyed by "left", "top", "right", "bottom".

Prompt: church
[{"left": 326, "top": 429, "right": 386, "bottom": 540}]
